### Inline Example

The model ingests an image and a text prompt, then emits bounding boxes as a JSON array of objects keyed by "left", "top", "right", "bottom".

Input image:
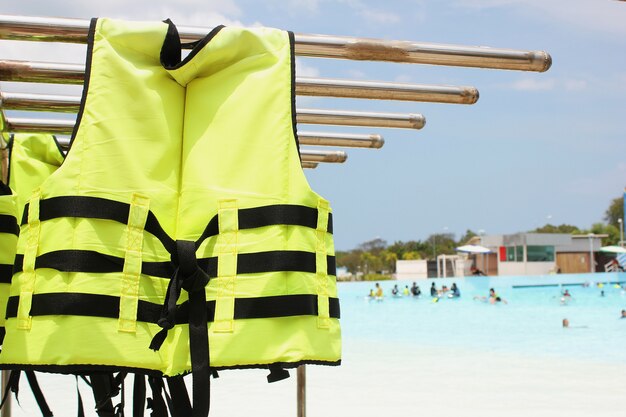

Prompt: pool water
[{"left": 340, "top": 276, "right": 626, "bottom": 364}]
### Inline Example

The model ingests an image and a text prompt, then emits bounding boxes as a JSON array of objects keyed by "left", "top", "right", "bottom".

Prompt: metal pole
[
  {"left": 0, "top": 60, "right": 479, "bottom": 104},
  {"left": 588, "top": 234, "right": 595, "bottom": 273},
  {"left": 2, "top": 117, "right": 378, "bottom": 150},
  {"left": 300, "top": 162, "right": 318, "bottom": 169},
  {"left": 297, "top": 365, "right": 306, "bottom": 417},
  {"left": 0, "top": 371, "right": 10, "bottom": 417},
  {"left": 0, "top": 92, "right": 426, "bottom": 130},
  {"left": 299, "top": 150, "right": 347, "bottom": 163},
  {"left": 618, "top": 218, "right": 624, "bottom": 248},
  {"left": 298, "top": 132, "right": 383, "bottom": 148},
  {"left": 0, "top": 15, "right": 552, "bottom": 72}
]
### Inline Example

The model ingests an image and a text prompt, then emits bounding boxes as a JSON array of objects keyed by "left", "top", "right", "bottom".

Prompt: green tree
[
  {"left": 402, "top": 251, "right": 422, "bottom": 260},
  {"left": 604, "top": 195, "right": 624, "bottom": 228},
  {"left": 336, "top": 250, "right": 362, "bottom": 274},
  {"left": 458, "top": 229, "right": 477, "bottom": 245},
  {"left": 426, "top": 233, "right": 456, "bottom": 259},
  {"left": 381, "top": 250, "right": 398, "bottom": 273},
  {"left": 533, "top": 224, "right": 581, "bottom": 234},
  {"left": 584, "top": 222, "right": 620, "bottom": 246},
  {"left": 358, "top": 238, "right": 387, "bottom": 255}
]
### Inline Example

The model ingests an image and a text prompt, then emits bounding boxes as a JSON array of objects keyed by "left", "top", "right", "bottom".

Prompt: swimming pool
[{"left": 341, "top": 274, "right": 626, "bottom": 364}]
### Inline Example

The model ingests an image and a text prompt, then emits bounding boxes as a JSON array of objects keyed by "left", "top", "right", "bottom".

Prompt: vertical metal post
[
  {"left": 588, "top": 234, "right": 595, "bottom": 273},
  {"left": 1, "top": 371, "right": 11, "bottom": 417},
  {"left": 297, "top": 365, "right": 306, "bottom": 417}
]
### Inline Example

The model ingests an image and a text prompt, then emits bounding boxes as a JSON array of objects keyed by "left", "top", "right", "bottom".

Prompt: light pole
[
  {"left": 618, "top": 218, "right": 624, "bottom": 248},
  {"left": 588, "top": 233, "right": 595, "bottom": 273}
]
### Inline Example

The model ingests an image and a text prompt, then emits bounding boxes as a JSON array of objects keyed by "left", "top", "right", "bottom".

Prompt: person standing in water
[
  {"left": 450, "top": 283, "right": 461, "bottom": 298},
  {"left": 430, "top": 282, "right": 438, "bottom": 297},
  {"left": 410, "top": 282, "right": 421, "bottom": 297}
]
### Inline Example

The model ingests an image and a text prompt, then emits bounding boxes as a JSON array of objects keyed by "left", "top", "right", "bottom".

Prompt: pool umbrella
[
  {"left": 456, "top": 244, "right": 491, "bottom": 253},
  {"left": 599, "top": 245, "right": 626, "bottom": 254}
]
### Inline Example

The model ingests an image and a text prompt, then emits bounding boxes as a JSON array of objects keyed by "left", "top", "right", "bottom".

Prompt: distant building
[
  {"left": 481, "top": 233, "right": 606, "bottom": 275},
  {"left": 395, "top": 259, "right": 428, "bottom": 280}
]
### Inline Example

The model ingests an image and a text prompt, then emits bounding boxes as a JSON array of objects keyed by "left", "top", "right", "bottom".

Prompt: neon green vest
[
  {"left": 0, "top": 17, "right": 340, "bottom": 386},
  {"left": 0, "top": 134, "right": 64, "bottom": 342}
]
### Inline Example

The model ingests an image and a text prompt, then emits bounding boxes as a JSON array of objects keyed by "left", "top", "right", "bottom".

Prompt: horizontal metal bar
[
  {"left": 0, "top": 15, "right": 551, "bottom": 72},
  {"left": 299, "top": 149, "right": 347, "bottom": 163},
  {"left": 297, "top": 77, "right": 477, "bottom": 104},
  {"left": 5, "top": 117, "right": 74, "bottom": 134},
  {"left": 0, "top": 60, "right": 478, "bottom": 104},
  {"left": 297, "top": 108, "right": 424, "bottom": 129},
  {"left": 3, "top": 117, "right": 369, "bottom": 150},
  {"left": 298, "top": 132, "right": 383, "bottom": 148},
  {"left": 0, "top": 92, "right": 426, "bottom": 129}
]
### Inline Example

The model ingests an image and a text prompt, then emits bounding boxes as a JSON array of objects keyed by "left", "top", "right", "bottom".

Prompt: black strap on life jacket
[
  {"left": 150, "top": 240, "right": 210, "bottom": 417},
  {"left": 0, "top": 371, "right": 54, "bottom": 417},
  {"left": 146, "top": 377, "right": 167, "bottom": 417},
  {"left": 132, "top": 374, "right": 145, "bottom": 417},
  {"left": 165, "top": 376, "right": 192, "bottom": 417},
  {"left": 90, "top": 373, "right": 126, "bottom": 417},
  {"left": 24, "top": 371, "right": 54, "bottom": 417},
  {"left": 13, "top": 249, "right": 336, "bottom": 279},
  {"left": 5, "top": 292, "right": 341, "bottom": 323},
  {"left": 0, "top": 214, "right": 19, "bottom": 236},
  {"left": 0, "top": 370, "right": 20, "bottom": 410},
  {"left": 76, "top": 376, "right": 85, "bottom": 417}
]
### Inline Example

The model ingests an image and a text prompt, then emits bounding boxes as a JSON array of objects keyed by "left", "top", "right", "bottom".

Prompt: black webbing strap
[
  {"left": 151, "top": 240, "right": 210, "bottom": 417},
  {"left": 89, "top": 374, "right": 116, "bottom": 417},
  {"left": 0, "top": 214, "right": 19, "bottom": 236},
  {"left": 165, "top": 377, "right": 191, "bottom": 417},
  {"left": 147, "top": 377, "right": 167, "bottom": 417},
  {"left": 22, "top": 197, "right": 176, "bottom": 254},
  {"left": 0, "top": 370, "right": 20, "bottom": 410},
  {"left": 5, "top": 293, "right": 341, "bottom": 322},
  {"left": 24, "top": 371, "right": 53, "bottom": 417},
  {"left": 13, "top": 250, "right": 336, "bottom": 279},
  {"left": 132, "top": 375, "right": 146, "bottom": 417},
  {"left": 76, "top": 376, "right": 85, "bottom": 417},
  {"left": 22, "top": 196, "right": 332, "bottom": 253},
  {"left": 0, "top": 264, "right": 13, "bottom": 284},
  {"left": 13, "top": 251, "right": 175, "bottom": 279}
]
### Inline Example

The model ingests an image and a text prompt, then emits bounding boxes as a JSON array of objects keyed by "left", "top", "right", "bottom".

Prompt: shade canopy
[
  {"left": 599, "top": 245, "right": 626, "bottom": 254},
  {"left": 456, "top": 244, "right": 491, "bottom": 254}
]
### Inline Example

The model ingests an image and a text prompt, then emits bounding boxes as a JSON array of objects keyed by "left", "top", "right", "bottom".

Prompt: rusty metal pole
[{"left": 297, "top": 365, "right": 306, "bottom": 417}]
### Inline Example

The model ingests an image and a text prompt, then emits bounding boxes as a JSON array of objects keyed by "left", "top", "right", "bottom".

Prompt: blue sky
[{"left": 2, "top": 0, "right": 625, "bottom": 250}]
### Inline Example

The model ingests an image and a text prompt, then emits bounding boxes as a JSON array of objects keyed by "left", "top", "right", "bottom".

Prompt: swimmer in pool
[
  {"left": 621, "top": 309, "right": 626, "bottom": 319},
  {"left": 391, "top": 284, "right": 399, "bottom": 296},
  {"left": 449, "top": 283, "right": 461, "bottom": 298},
  {"left": 474, "top": 288, "right": 507, "bottom": 304},
  {"left": 375, "top": 283, "right": 384, "bottom": 300},
  {"left": 410, "top": 282, "right": 421, "bottom": 297}
]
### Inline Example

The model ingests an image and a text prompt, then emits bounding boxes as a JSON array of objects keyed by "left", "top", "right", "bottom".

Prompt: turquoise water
[{"left": 339, "top": 275, "right": 626, "bottom": 364}]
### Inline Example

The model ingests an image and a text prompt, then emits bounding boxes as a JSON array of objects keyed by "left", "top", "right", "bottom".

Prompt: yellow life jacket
[
  {"left": 0, "top": 18, "right": 340, "bottom": 411},
  {"left": 0, "top": 134, "right": 64, "bottom": 342}
]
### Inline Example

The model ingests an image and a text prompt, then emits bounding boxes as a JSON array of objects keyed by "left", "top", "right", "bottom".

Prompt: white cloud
[
  {"left": 296, "top": 59, "right": 321, "bottom": 78},
  {"left": 509, "top": 78, "right": 556, "bottom": 91},
  {"left": 346, "top": 69, "right": 368, "bottom": 79},
  {"left": 358, "top": 9, "right": 401, "bottom": 24},
  {"left": 563, "top": 79, "right": 587, "bottom": 92},
  {"left": 286, "top": 0, "right": 321, "bottom": 13},
  {"left": 454, "top": 0, "right": 626, "bottom": 37}
]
